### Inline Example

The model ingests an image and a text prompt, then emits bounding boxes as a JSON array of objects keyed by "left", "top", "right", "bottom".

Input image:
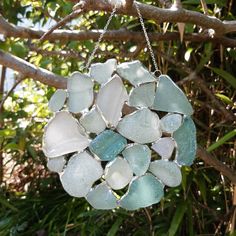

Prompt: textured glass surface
[
  {"left": 89, "top": 130, "right": 127, "bottom": 161},
  {"left": 119, "top": 174, "right": 164, "bottom": 210},
  {"left": 60, "top": 151, "right": 103, "bottom": 197},
  {"left": 122, "top": 144, "right": 151, "bottom": 176},
  {"left": 153, "top": 75, "right": 193, "bottom": 115},
  {"left": 173, "top": 117, "right": 197, "bottom": 166},
  {"left": 48, "top": 89, "right": 67, "bottom": 112},
  {"left": 160, "top": 113, "right": 183, "bottom": 133},
  {"left": 47, "top": 156, "right": 66, "bottom": 173},
  {"left": 149, "top": 160, "right": 182, "bottom": 187}
]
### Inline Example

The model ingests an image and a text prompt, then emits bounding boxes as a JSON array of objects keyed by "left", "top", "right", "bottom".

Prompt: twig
[{"left": 200, "top": 0, "right": 209, "bottom": 15}]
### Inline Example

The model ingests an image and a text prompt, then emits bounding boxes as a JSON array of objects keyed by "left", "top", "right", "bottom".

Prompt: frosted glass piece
[
  {"left": 60, "top": 151, "right": 103, "bottom": 197},
  {"left": 43, "top": 111, "right": 89, "bottom": 158},
  {"left": 173, "top": 117, "right": 197, "bottom": 166},
  {"left": 128, "top": 83, "right": 155, "bottom": 108},
  {"left": 89, "top": 130, "right": 127, "bottom": 161},
  {"left": 119, "top": 174, "right": 164, "bottom": 210},
  {"left": 47, "top": 156, "right": 66, "bottom": 173},
  {"left": 48, "top": 89, "right": 67, "bottom": 112},
  {"left": 117, "top": 108, "right": 162, "bottom": 144},
  {"left": 152, "top": 75, "right": 193, "bottom": 115},
  {"left": 67, "top": 72, "right": 94, "bottom": 113},
  {"left": 96, "top": 75, "right": 128, "bottom": 128},
  {"left": 80, "top": 107, "right": 106, "bottom": 134},
  {"left": 116, "top": 60, "right": 156, "bottom": 86},
  {"left": 149, "top": 160, "right": 182, "bottom": 187},
  {"left": 86, "top": 182, "right": 117, "bottom": 209},
  {"left": 90, "top": 59, "right": 117, "bottom": 84},
  {"left": 122, "top": 144, "right": 151, "bottom": 176},
  {"left": 104, "top": 157, "right": 133, "bottom": 190},
  {"left": 151, "top": 137, "right": 175, "bottom": 159},
  {"left": 161, "top": 113, "right": 183, "bottom": 133}
]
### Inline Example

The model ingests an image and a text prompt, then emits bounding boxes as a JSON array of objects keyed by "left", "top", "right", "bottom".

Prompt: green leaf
[
  {"left": 215, "top": 93, "right": 234, "bottom": 105},
  {"left": 0, "top": 196, "right": 18, "bottom": 212},
  {"left": 107, "top": 217, "right": 123, "bottom": 236},
  {"left": 0, "top": 129, "right": 16, "bottom": 138}
]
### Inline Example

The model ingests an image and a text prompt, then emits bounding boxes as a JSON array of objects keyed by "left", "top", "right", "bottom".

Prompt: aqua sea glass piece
[
  {"left": 117, "top": 108, "right": 162, "bottom": 144},
  {"left": 86, "top": 182, "right": 117, "bottom": 209},
  {"left": 119, "top": 174, "right": 164, "bottom": 210},
  {"left": 160, "top": 113, "right": 183, "bottom": 133},
  {"left": 48, "top": 89, "right": 67, "bottom": 112},
  {"left": 152, "top": 75, "right": 193, "bottom": 115},
  {"left": 116, "top": 60, "right": 156, "bottom": 86},
  {"left": 67, "top": 72, "right": 94, "bottom": 113},
  {"left": 149, "top": 160, "right": 182, "bottom": 187},
  {"left": 173, "top": 117, "right": 197, "bottom": 166},
  {"left": 151, "top": 137, "right": 176, "bottom": 159},
  {"left": 80, "top": 106, "right": 106, "bottom": 134},
  {"left": 90, "top": 59, "right": 117, "bottom": 84},
  {"left": 104, "top": 157, "right": 133, "bottom": 190},
  {"left": 89, "top": 130, "right": 127, "bottom": 161},
  {"left": 128, "top": 83, "right": 156, "bottom": 108},
  {"left": 60, "top": 151, "right": 103, "bottom": 197},
  {"left": 122, "top": 144, "right": 151, "bottom": 176},
  {"left": 47, "top": 156, "right": 66, "bottom": 173}
]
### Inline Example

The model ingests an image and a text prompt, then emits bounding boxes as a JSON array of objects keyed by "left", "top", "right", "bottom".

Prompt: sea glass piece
[
  {"left": 152, "top": 75, "right": 193, "bottom": 115},
  {"left": 90, "top": 59, "right": 117, "bottom": 84},
  {"left": 48, "top": 89, "right": 67, "bottom": 112},
  {"left": 80, "top": 106, "right": 106, "bottom": 134},
  {"left": 151, "top": 137, "right": 176, "bottom": 159},
  {"left": 96, "top": 75, "right": 128, "bottom": 128},
  {"left": 119, "top": 174, "right": 164, "bottom": 210},
  {"left": 116, "top": 60, "right": 156, "bottom": 86},
  {"left": 47, "top": 156, "right": 66, "bottom": 173},
  {"left": 173, "top": 117, "right": 197, "bottom": 166},
  {"left": 89, "top": 130, "right": 127, "bottom": 161},
  {"left": 86, "top": 182, "right": 117, "bottom": 209},
  {"left": 149, "top": 160, "right": 182, "bottom": 187},
  {"left": 122, "top": 144, "right": 151, "bottom": 176},
  {"left": 67, "top": 72, "right": 94, "bottom": 113},
  {"left": 161, "top": 113, "right": 183, "bottom": 133},
  {"left": 117, "top": 108, "right": 162, "bottom": 144},
  {"left": 104, "top": 157, "right": 133, "bottom": 190},
  {"left": 60, "top": 151, "right": 103, "bottom": 197},
  {"left": 43, "top": 111, "right": 89, "bottom": 158},
  {"left": 128, "top": 83, "right": 155, "bottom": 108}
]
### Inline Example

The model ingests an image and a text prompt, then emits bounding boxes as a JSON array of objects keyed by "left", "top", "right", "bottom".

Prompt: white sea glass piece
[
  {"left": 116, "top": 60, "right": 156, "bottom": 86},
  {"left": 47, "top": 156, "right": 66, "bottom": 173},
  {"left": 117, "top": 108, "right": 162, "bottom": 144},
  {"left": 160, "top": 113, "right": 183, "bottom": 133},
  {"left": 48, "top": 89, "right": 67, "bottom": 112},
  {"left": 60, "top": 151, "right": 103, "bottom": 197},
  {"left": 67, "top": 72, "right": 94, "bottom": 113},
  {"left": 90, "top": 59, "right": 117, "bottom": 84},
  {"left": 80, "top": 106, "right": 106, "bottom": 134},
  {"left": 151, "top": 137, "right": 176, "bottom": 159},
  {"left": 86, "top": 182, "right": 117, "bottom": 209},
  {"left": 104, "top": 157, "right": 133, "bottom": 190},
  {"left": 96, "top": 74, "right": 128, "bottom": 127},
  {"left": 42, "top": 111, "right": 89, "bottom": 158},
  {"left": 122, "top": 144, "right": 151, "bottom": 176},
  {"left": 128, "top": 83, "right": 155, "bottom": 108},
  {"left": 149, "top": 160, "right": 182, "bottom": 187}
]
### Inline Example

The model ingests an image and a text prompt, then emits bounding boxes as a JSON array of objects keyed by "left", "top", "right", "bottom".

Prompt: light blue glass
[
  {"left": 48, "top": 89, "right": 67, "bottom": 112},
  {"left": 160, "top": 113, "right": 183, "bottom": 133}
]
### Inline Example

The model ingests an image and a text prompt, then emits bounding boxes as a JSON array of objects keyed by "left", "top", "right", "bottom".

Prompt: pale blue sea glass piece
[
  {"left": 48, "top": 89, "right": 67, "bottom": 112},
  {"left": 47, "top": 156, "right": 66, "bottom": 173},
  {"left": 117, "top": 108, "right": 162, "bottom": 144},
  {"left": 86, "top": 182, "right": 117, "bottom": 209},
  {"left": 104, "top": 157, "right": 133, "bottom": 190},
  {"left": 80, "top": 106, "right": 106, "bottom": 134},
  {"left": 90, "top": 59, "right": 117, "bottom": 84},
  {"left": 116, "top": 61, "right": 156, "bottom": 86},
  {"left": 89, "top": 130, "right": 127, "bottom": 161},
  {"left": 152, "top": 75, "right": 193, "bottom": 115},
  {"left": 160, "top": 113, "right": 183, "bottom": 133},
  {"left": 149, "top": 160, "right": 182, "bottom": 187},
  {"left": 119, "top": 174, "right": 164, "bottom": 210},
  {"left": 173, "top": 117, "right": 197, "bottom": 166},
  {"left": 122, "top": 144, "right": 151, "bottom": 176},
  {"left": 128, "top": 83, "right": 156, "bottom": 108}
]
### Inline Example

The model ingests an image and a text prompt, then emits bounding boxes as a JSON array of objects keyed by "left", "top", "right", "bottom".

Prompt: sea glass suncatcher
[{"left": 42, "top": 59, "right": 197, "bottom": 210}]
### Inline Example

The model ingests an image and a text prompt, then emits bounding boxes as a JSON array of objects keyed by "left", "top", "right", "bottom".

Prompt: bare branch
[{"left": 126, "top": 0, "right": 134, "bottom": 9}]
